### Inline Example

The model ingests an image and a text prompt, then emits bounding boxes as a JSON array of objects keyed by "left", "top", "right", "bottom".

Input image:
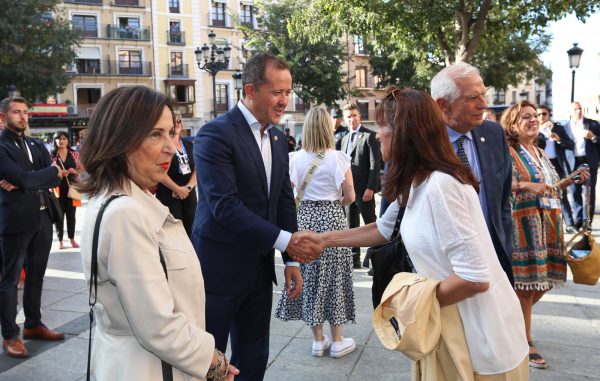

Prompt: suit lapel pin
[
  {"left": 480, "top": 137, "right": 485, "bottom": 143},
  {"left": 273, "top": 135, "right": 278, "bottom": 142}
]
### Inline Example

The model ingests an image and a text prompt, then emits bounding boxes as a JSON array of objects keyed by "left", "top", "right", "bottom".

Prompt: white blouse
[
  {"left": 289, "top": 149, "right": 350, "bottom": 201},
  {"left": 376, "top": 171, "right": 528, "bottom": 375}
]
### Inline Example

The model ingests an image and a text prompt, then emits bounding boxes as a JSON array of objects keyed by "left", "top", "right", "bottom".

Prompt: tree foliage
[
  {"left": 290, "top": 0, "right": 599, "bottom": 90},
  {"left": 0, "top": 0, "right": 80, "bottom": 101},
  {"left": 239, "top": 0, "right": 347, "bottom": 107}
]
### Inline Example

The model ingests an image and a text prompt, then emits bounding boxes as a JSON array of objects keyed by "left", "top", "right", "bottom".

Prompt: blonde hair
[{"left": 302, "top": 107, "right": 334, "bottom": 152}]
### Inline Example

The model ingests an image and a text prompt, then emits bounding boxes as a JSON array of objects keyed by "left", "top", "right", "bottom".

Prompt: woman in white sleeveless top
[{"left": 275, "top": 107, "right": 357, "bottom": 358}]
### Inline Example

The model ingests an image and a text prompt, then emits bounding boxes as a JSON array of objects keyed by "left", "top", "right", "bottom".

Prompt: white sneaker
[
  {"left": 312, "top": 335, "right": 331, "bottom": 357},
  {"left": 330, "top": 337, "right": 356, "bottom": 358}
]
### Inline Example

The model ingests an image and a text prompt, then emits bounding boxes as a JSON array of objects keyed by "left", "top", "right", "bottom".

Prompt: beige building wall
[{"left": 58, "top": 0, "right": 154, "bottom": 118}]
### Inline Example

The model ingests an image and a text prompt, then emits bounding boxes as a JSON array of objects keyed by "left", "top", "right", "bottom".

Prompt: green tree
[
  {"left": 0, "top": 0, "right": 80, "bottom": 101},
  {"left": 239, "top": 0, "right": 347, "bottom": 107},
  {"left": 290, "top": 0, "right": 599, "bottom": 90}
]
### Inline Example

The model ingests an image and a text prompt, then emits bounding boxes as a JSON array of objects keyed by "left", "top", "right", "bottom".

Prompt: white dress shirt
[
  {"left": 568, "top": 119, "right": 587, "bottom": 157},
  {"left": 237, "top": 101, "right": 294, "bottom": 257}
]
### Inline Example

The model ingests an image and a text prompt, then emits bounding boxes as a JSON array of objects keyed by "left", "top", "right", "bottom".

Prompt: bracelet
[{"left": 206, "top": 350, "right": 229, "bottom": 381}]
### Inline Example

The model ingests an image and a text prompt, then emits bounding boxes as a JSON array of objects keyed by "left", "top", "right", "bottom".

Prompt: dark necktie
[
  {"left": 16, "top": 136, "right": 28, "bottom": 156},
  {"left": 347, "top": 132, "right": 357, "bottom": 154},
  {"left": 456, "top": 136, "right": 471, "bottom": 168}
]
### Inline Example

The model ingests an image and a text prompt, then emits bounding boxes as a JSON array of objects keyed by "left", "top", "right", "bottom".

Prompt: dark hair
[
  {"left": 536, "top": 105, "right": 551, "bottom": 113},
  {"left": 242, "top": 53, "right": 289, "bottom": 95},
  {"left": 0, "top": 96, "right": 28, "bottom": 114},
  {"left": 79, "top": 86, "right": 175, "bottom": 197},
  {"left": 500, "top": 100, "right": 537, "bottom": 150},
  {"left": 52, "top": 131, "right": 72, "bottom": 154},
  {"left": 377, "top": 88, "right": 479, "bottom": 203}
]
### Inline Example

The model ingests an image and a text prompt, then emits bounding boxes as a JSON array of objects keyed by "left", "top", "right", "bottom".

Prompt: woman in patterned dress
[
  {"left": 500, "top": 100, "right": 588, "bottom": 369},
  {"left": 275, "top": 107, "right": 357, "bottom": 358}
]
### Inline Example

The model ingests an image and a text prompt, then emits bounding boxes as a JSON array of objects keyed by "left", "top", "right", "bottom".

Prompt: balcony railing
[
  {"left": 74, "top": 28, "right": 99, "bottom": 38},
  {"left": 208, "top": 13, "right": 229, "bottom": 28},
  {"left": 113, "top": 60, "right": 152, "bottom": 75},
  {"left": 168, "top": 64, "right": 189, "bottom": 78},
  {"left": 69, "top": 60, "right": 152, "bottom": 76},
  {"left": 106, "top": 25, "right": 150, "bottom": 40},
  {"left": 73, "top": 104, "right": 98, "bottom": 118},
  {"left": 169, "top": 5, "right": 180, "bottom": 13},
  {"left": 65, "top": 0, "right": 103, "bottom": 4},
  {"left": 111, "top": 0, "right": 141, "bottom": 6},
  {"left": 167, "top": 30, "right": 185, "bottom": 45}
]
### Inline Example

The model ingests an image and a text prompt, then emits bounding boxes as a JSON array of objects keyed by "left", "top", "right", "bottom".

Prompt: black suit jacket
[
  {"left": 192, "top": 106, "right": 297, "bottom": 294},
  {"left": 340, "top": 125, "right": 381, "bottom": 195},
  {"left": 471, "top": 121, "right": 514, "bottom": 285},
  {"left": 537, "top": 122, "right": 574, "bottom": 177},
  {"left": 0, "top": 129, "right": 60, "bottom": 235},
  {"left": 565, "top": 117, "right": 600, "bottom": 169}
]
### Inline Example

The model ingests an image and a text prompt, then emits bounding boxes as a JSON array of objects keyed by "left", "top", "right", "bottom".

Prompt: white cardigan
[
  {"left": 80, "top": 181, "right": 214, "bottom": 381},
  {"left": 377, "top": 171, "right": 528, "bottom": 375}
]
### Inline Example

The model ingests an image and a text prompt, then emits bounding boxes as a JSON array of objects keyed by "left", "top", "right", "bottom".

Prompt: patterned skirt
[
  {"left": 275, "top": 200, "right": 356, "bottom": 326},
  {"left": 512, "top": 205, "right": 567, "bottom": 291}
]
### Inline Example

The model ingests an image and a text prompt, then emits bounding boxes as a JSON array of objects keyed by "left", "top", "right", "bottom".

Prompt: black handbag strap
[
  {"left": 390, "top": 206, "right": 406, "bottom": 241},
  {"left": 87, "top": 194, "right": 173, "bottom": 381}
]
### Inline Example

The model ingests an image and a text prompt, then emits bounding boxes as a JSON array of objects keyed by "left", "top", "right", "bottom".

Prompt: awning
[{"left": 75, "top": 47, "right": 101, "bottom": 60}]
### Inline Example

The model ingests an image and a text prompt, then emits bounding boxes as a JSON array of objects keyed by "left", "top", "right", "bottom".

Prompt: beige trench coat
[{"left": 80, "top": 181, "right": 215, "bottom": 381}]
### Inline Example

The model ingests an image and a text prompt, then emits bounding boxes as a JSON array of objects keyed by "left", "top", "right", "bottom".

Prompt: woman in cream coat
[{"left": 79, "top": 86, "right": 238, "bottom": 381}]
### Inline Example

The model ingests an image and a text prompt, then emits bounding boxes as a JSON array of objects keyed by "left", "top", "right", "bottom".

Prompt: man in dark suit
[
  {"left": 0, "top": 97, "right": 66, "bottom": 358},
  {"left": 340, "top": 104, "right": 381, "bottom": 268},
  {"left": 536, "top": 105, "right": 576, "bottom": 231},
  {"left": 564, "top": 101, "right": 600, "bottom": 227},
  {"left": 431, "top": 63, "right": 514, "bottom": 285},
  {"left": 192, "top": 54, "right": 322, "bottom": 381}
]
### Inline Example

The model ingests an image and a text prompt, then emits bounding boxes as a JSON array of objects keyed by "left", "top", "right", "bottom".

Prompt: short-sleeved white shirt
[
  {"left": 376, "top": 171, "right": 528, "bottom": 374},
  {"left": 290, "top": 149, "right": 350, "bottom": 201}
]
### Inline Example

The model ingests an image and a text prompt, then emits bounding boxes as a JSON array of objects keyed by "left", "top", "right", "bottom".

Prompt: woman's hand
[
  {"left": 526, "top": 182, "right": 553, "bottom": 195},
  {"left": 171, "top": 186, "right": 190, "bottom": 200},
  {"left": 225, "top": 364, "right": 240, "bottom": 380}
]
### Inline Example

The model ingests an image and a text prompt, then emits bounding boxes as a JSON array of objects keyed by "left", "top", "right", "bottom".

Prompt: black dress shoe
[
  {"left": 367, "top": 268, "right": 374, "bottom": 276},
  {"left": 565, "top": 225, "right": 577, "bottom": 234},
  {"left": 353, "top": 261, "right": 362, "bottom": 269}
]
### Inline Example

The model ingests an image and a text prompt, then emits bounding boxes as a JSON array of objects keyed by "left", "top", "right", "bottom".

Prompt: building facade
[{"left": 59, "top": 0, "right": 154, "bottom": 119}]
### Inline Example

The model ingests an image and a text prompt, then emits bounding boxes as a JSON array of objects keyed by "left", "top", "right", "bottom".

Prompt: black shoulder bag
[
  {"left": 367, "top": 206, "right": 413, "bottom": 309},
  {"left": 87, "top": 194, "right": 173, "bottom": 381}
]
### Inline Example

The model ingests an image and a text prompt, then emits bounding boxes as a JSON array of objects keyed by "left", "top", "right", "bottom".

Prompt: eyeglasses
[
  {"left": 175, "top": 120, "right": 182, "bottom": 124},
  {"left": 537, "top": 112, "right": 548, "bottom": 117}
]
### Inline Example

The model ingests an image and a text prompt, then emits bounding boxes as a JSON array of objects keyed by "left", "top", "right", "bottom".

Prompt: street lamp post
[
  {"left": 232, "top": 70, "right": 242, "bottom": 102},
  {"left": 567, "top": 43, "right": 583, "bottom": 103},
  {"left": 194, "top": 30, "right": 231, "bottom": 119},
  {"left": 7, "top": 84, "right": 18, "bottom": 98}
]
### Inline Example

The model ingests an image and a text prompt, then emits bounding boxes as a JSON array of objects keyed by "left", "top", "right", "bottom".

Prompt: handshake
[{"left": 286, "top": 231, "right": 326, "bottom": 263}]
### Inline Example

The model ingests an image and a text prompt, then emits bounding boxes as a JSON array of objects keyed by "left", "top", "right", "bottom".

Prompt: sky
[{"left": 541, "top": 12, "right": 600, "bottom": 120}]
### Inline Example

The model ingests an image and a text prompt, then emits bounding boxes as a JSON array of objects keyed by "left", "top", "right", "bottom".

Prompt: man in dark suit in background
[
  {"left": 340, "top": 104, "right": 381, "bottom": 269},
  {"left": 536, "top": 105, "right": 576, "bottom": 231},
  {"left": 565, "top": 101, "right": 600, "bottom": 227},
  {"left": 431, "top": 63, "right": 514, "bottom": 285},
  {"left": 192, "top": 54, "right": 322, "bottom": 381},
  {"left": 0, "top": 97, "right": 66, "bottom": 358}
]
